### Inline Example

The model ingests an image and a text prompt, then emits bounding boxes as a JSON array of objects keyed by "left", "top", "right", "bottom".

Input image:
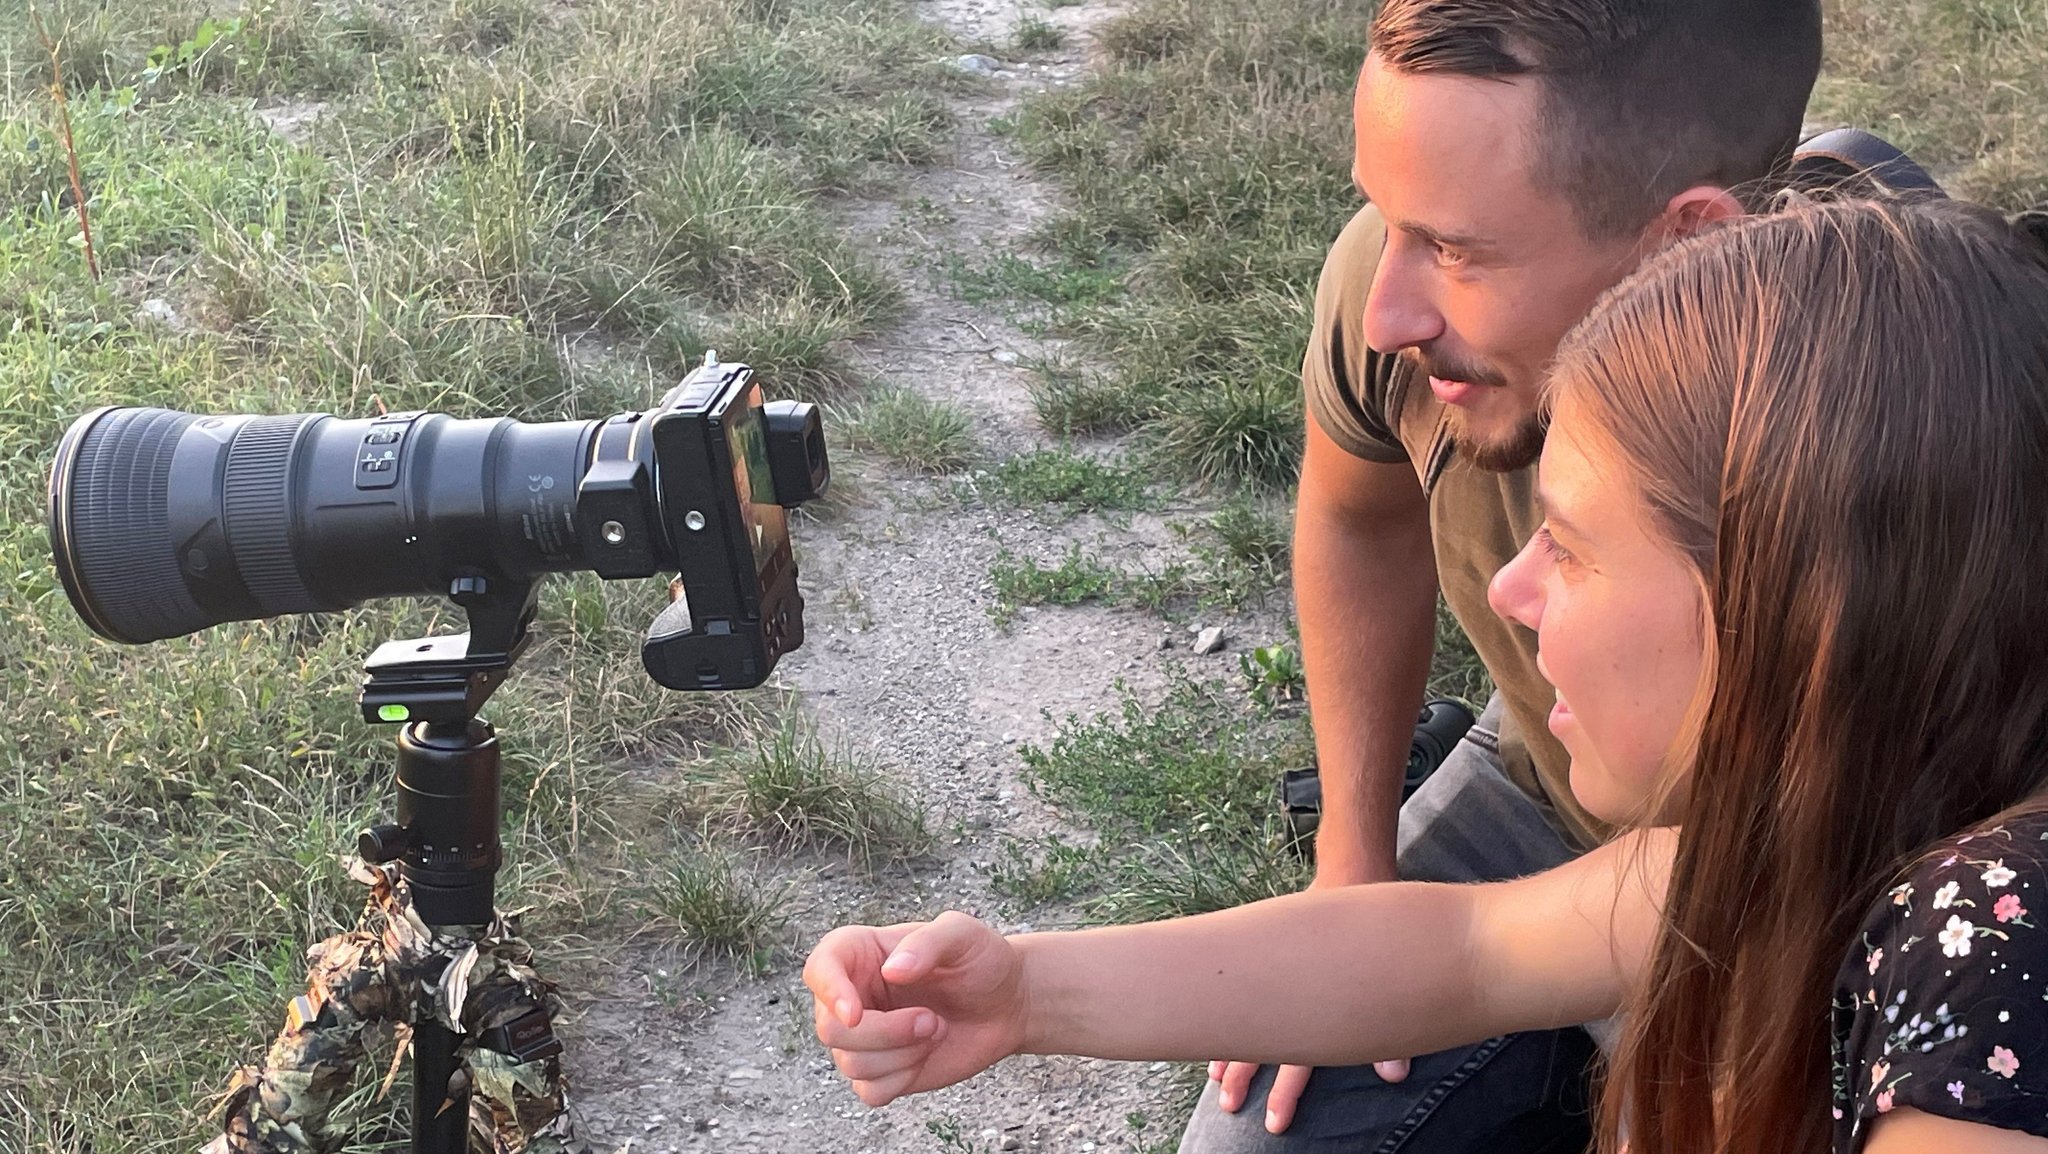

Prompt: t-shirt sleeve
[
  {"left": 1303, "top": 205, "right": 1411, "bottom": 465},
  {"left": 1835, "top": 822, "right": 2048, "bottom": 1149}
]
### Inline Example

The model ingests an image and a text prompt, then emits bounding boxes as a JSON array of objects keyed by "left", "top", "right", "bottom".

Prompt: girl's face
[{"left": 1488, "top": 402, "right": 1708, "bottom": 825}]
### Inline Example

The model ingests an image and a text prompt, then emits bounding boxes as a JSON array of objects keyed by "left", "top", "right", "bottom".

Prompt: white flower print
[
  {"left": 1934, "top": 880, "right": 1962, "bottom": 909},
  {"left": 1990, "top": 1046, "right": 2020, "bottom": 1079},
  {"left": 1982, "top": 861, "right": 2017, "bottom": 888},
  {"left": 1868, "top": 947, "right": 1885, "bottom": 975},
  {"left": 1940, "top": 915, "right": 1976, "bottom": 958}
]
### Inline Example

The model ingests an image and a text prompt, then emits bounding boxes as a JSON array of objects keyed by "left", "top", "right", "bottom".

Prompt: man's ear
[{"left": 1641, "top": 186, "right": 1746, "bottom": 253}]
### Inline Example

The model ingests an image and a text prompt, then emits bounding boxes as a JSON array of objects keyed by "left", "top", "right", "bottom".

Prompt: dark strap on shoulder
[{"left": 1791, "top": 128, "right": 1946, "bottom": 199}]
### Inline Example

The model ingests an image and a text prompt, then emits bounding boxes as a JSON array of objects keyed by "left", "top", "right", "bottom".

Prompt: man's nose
[{"left": 1362, "top": 248, "right": 1445, "bottom": 354}]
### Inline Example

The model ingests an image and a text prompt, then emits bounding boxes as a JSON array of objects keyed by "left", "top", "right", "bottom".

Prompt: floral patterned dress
[{"left": 1832, "top": 810, "right": 2048, "bottom": 1151}]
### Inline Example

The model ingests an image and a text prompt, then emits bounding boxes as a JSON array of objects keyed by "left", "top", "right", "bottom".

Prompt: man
[{"left": 1179, "top": 2, "right": 1823, "bottom": 1150}]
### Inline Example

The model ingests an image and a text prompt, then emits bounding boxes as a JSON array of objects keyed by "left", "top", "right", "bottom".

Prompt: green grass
[
  {"left": 987, "top": 501, "right": 1289, "bottom": 624},
  {"left": 0, "top": 0, "right": 949, "bottom": 1146},
  {"left": 1813, "top": 0, "right": 2048, "bottom": 209},
  {"left": 1015, "top": 15, "right": 1067, "bottom": 52},
  {"left": 703, "top": 712, "right": 933, "bottom": 871},
  {"left": 843, "top": 385, "right": 980, "bottom": 472},
  {"left": 1025, "top": 352, "right": 1156, "bottom": 436},
  {"left": 1001, "top": 677, "right": 1313, "bottom": 919},
  {"left": 982, "top": 446, "right": 1152, "bottom": 513},
  {"left": 648, "top": 845, "right": 790, "bottom": 974}
]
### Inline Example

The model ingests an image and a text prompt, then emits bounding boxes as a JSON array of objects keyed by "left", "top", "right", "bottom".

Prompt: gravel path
[{"left": 567, "top": 3, "right": 1293, "bottom": 1149}]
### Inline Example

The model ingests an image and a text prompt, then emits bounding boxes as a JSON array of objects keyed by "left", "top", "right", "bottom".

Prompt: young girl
[{"left": 803, "top": 199, "right": 2048, "bottom": 1154}]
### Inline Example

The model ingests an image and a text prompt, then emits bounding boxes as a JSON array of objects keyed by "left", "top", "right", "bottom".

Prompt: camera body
[{"left": 47, "top": 358, "right": 827, "bottom": 697}]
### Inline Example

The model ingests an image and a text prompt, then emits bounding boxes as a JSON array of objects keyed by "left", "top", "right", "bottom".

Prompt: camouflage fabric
[{"left": 204, "top": 860, "right": 587, "bottom": 1154}]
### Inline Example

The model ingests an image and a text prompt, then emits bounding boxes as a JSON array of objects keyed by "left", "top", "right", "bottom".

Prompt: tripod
[{"left": 206, "top": 586, "right": 589, "bottom": 1154}]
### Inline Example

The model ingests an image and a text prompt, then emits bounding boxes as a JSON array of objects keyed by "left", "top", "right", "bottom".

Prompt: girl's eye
[{"left": 1535, "top": 525, "right": 1572, "bottom": 564}]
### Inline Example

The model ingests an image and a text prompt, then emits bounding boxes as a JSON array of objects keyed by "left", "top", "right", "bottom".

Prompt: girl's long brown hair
[{"left": 1549, "top": 199, "right": 2048, "bottom": 1154}]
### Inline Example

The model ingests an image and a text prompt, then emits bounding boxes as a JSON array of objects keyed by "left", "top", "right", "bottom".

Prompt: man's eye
[{"left": 1432, "top": 242, "right": 1469, "bottom": 269}]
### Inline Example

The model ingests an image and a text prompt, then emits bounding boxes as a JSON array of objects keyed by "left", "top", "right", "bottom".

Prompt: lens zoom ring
[
  {"left": 64, "top": 408, "right": 210, "bottom": 642},
  {"left": 224, "top": 415, "right": 321, "bottom": 615}
]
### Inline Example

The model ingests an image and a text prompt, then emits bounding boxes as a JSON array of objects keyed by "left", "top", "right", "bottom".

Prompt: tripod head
[{"left": 351, "top": 582, "right": 539, "bottom": 930}]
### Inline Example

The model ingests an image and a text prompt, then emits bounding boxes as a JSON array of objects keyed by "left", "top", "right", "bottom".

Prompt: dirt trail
[{"left": 567, "top": 2, "right": 1289, "bottom": 1149}]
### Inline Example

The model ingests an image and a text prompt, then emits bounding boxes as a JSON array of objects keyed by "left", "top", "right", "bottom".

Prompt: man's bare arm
[{"left": 1294, "top": 415, "right": 1439, "bottom": 886}]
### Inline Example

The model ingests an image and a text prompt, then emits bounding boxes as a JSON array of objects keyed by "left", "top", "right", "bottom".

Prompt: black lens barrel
[{"left": 48, "top": 406, "right": 601, "bottom": 644}]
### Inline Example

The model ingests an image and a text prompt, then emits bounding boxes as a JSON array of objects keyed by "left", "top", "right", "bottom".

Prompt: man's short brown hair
[{"left": 1369, "top": 0, "right": 1823, "bottom": 237}]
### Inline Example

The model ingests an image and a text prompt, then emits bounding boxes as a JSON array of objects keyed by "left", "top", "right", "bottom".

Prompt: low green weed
[
  {"left": 1008, "top": 678, "right": 1311, "bottom": 919},
  {"left": 983, "top": 447, "right": 1151, "bottom": 513}
]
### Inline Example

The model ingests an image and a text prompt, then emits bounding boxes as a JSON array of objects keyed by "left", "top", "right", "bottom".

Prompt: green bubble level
[{"left": 377, "top": 704, "right": 410, "bottom": 722}]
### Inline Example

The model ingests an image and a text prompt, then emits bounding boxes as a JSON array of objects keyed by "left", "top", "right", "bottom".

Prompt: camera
[{"left": 46, "top": 356, "right": 826, "bottom": 696}]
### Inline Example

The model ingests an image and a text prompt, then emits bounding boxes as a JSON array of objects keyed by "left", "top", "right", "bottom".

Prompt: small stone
[
  {"left": 981, "top": 1129, "right": 1001, "bottom": 1142},
  {"left": 1002, "top": 1137, "right": 1023, "bottom": 1151},
  {"left": 1193, "top": 626, "right": 1226, "bottom": 655},
  {"left": 1157, "top": 636, "right": 1174, "bottom": 650},
  {"left": 992, "top": 349, "right": 1021, "bottom": 365},
  {"left": 138, "top": 298, "right": 182, "bottom": 329},
  {"left": 1081, "top": 1145, "right": 1096, "bottom": 1153},
  {"left": 953, "top": 53, "right": 1002, "bottom": 75},
  {"left": 727, "top": 1065, "right": 764, "bottom": 1081}
]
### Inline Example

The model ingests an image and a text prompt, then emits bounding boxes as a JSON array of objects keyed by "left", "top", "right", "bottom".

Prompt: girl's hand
[{"left": 804, "top": 911, "right": 1032, "bottom": 1106}]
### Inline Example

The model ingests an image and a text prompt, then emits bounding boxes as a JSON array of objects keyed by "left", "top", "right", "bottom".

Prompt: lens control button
[{"left": 355, "top": 422, "right": 407, "bottom": 490}]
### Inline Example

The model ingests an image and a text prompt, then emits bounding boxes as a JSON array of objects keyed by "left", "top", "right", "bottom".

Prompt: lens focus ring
[
  {"left": 224, "top": 414, "right": 321, "bottom": 615},
  {"left": 50, "top": 407, "right": 210, "bottom": 643}
]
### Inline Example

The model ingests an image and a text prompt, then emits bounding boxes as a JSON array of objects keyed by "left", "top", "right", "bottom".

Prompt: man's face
[{"left": 1352, "top": 54, "right": 1648, "bottom": 471}]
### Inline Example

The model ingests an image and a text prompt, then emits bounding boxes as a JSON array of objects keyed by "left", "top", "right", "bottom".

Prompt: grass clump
[
  {"left": 984, "top": 447, "right": 1152, "bottom": 513},
  {"left": 1026, "top": 354, "right": 1155, "bottom": 436},
  {"left": 709, "top": 713, "right": 932, "bottom": 870},
  {"left": 649, "top": 846, "right": 788, "bottom": 973},
  {"left": 844, "top": 386, "right": 980, "bottom": 473},
  {"left": 1016, "top": 15, "right": 1067, "bottom": 52}
]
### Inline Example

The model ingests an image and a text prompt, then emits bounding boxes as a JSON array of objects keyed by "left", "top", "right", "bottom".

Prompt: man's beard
[
  {"left": 1403, "top": 347, "right": 1545, "bottom": 473},
  {"left": 1446, "top": 406, "right": 1546, "bottom": 472}
]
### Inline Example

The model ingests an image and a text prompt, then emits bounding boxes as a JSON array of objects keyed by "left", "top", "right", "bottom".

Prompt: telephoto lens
[{"left": 47, "top": 406, "right": 599, "bottom": 645}]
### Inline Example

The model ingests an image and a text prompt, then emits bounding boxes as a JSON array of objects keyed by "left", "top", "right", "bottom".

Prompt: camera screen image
[{"left": 723, "top": 382, "right": 789, "bottom": 583}]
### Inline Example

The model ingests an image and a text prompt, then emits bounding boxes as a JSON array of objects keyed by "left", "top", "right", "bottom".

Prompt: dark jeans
[{"left": 1175, "top": 697, "right": 1601, "bottom": 1154}]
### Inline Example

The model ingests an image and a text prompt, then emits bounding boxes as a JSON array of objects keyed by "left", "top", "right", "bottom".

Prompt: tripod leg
[
  {"left": 414, "top": 1017, "right": 473, "bottom": 1154},
  {"left": 204, "top": 928, "right": 401, "bottom": 1154}
]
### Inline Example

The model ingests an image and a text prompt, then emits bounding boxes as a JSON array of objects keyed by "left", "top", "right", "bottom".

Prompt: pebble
[
  {"left": 1193, "top": 626, "right": 1226, "bottom": 655},
  {"left": 953, "top": 53, "right": 1003, "bottom": 75},
  {"left": 1001, "top": 1137, "right": 1024, "bottom": 1151},
  {"left": 727, "top": 1065, "right": 764, "bottom": 1081},
  {"left": 992, "top": 349, "right": 1021, "bottom": 365},
  {"left": 138, "top": 298, "right": 182, "bottom": 328}
]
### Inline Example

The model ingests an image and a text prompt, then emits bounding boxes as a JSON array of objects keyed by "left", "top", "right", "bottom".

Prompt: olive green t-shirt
[{"left": 1303, "top": 204, "right": 1608, "bottom": 853}]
